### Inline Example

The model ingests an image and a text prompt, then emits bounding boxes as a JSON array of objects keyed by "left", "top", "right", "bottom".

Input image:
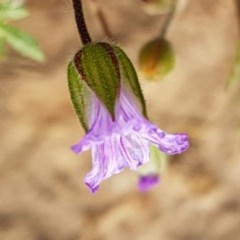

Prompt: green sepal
[
  {"left": 78, "top": 43, "right": 120, "bottom": 120},
  {"left": 0, "top": 2, "right": 28, "bottom": 20},
  {"left": 113, "top": 46, "right": 147, "bottom": 118},
  {"left": 68, "top": 61, "right": 90, "bottom": 132}
]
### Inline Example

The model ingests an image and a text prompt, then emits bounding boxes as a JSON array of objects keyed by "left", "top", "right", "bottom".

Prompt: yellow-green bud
[{"left": 138, "top": 38, "right": 175, "bottom": 81}]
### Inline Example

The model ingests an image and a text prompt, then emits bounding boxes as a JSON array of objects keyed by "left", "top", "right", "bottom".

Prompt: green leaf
[
  {"left": 0, "top": 22, "right": 45, "bottom": 62},
  {"left": 0, "top": 37, "right": 5, "bottom": 57},
  {"left": 78, "top": 43, "right": 120, "bottom": 120},
  {"left": 0, "top": 2, "right": 28, "bottom": 20},
  {"left": 226, "top": 42, "right": 240, "bottom": 89},
  {"left": 113, "top": 46, "right": 147, "bottom": 118},
  {"left": 68, "top": 61, "right": 90, "bottom": 132}
]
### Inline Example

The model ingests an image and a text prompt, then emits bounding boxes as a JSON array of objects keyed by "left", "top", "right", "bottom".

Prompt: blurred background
[{"left": 1, "top": 0, "right": 240, "bottom": 239}]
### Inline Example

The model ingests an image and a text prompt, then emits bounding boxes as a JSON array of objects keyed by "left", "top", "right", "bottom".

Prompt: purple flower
[
  {"left": 71, "top": 86, "right": 188, "bottom": 193},
  {"left": 138, "top": 174, "right": 160, "bottom": 192},
  {"left": 137, "top": 145, "right": 166, "bottom": 192}
]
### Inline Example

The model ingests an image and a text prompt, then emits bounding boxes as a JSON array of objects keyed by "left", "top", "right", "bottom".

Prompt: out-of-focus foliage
[
  {"left": 138, "top": 38, "right": 175, "bottom": 81},
  {"left": 0, "top": 22, "right": 45, "bottom": 61},
  {"left": 226, "top": 42, "right": 240, "bottom": 89},
  {"left": 0, "top": 1, "right": 44, "bottom": 62},
  {"left": 140, "top": 0, "right": 174, "bottom": 15},
  {"left": 0, "top": 1, "right": 28, "bottom": 20},
  {"left": 0, "top": 36, "right": 4, "bottom": 56}
]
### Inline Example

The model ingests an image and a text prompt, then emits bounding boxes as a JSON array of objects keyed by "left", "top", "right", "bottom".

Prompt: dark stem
[
  {"left": 159, "top": 5, "right": 175, "bottom": 38},
  {"left": 72, "top": 0, "right": 92, "bottom": 45}
]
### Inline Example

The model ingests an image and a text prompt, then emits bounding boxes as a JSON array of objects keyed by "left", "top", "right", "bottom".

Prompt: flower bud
[
  {"left": 68, "top": 42, "right": 147, "bottom": 132},
  {"left": 138, "top": 38, "right": 175, "bottom": 81}
]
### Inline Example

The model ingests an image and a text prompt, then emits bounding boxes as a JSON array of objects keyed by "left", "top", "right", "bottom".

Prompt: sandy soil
[{"left": 0, "top": 0, "right": 240, "bottom": 240}]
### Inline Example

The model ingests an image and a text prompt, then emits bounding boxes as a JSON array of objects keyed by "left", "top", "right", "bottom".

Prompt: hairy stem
[{"left": 72, "top": 0, "right": 91, "bottom": 44}]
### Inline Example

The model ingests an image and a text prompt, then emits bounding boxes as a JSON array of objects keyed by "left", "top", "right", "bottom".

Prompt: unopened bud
[
  {"left": 138, "top": 38, "right": 175, "bottom": 81},
  {"left": 68, "top": 42, "right": 148, "bottom": 132}
]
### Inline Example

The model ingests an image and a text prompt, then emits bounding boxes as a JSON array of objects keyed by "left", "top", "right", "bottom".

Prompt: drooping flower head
[{"left": 68, "top": 42, "right": 189, "bottom": 193}]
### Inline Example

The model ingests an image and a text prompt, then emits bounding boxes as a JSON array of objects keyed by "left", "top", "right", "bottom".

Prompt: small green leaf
[
  {"left": 0, "top": 37, "right": 5, "bottom": 57},
  {"left": 77, "top": 43, "right": 120, "bottom": 120},
  {"left": 226, "top": 42, "right": 240, "bottom": 89},
  {"left": 0, "top": 2, "right": 28, "bottom": 20},
  {"left": 0, "top": 22, "right": 45, "bottom": 62},
  {"left": 113, "top": 46, "right": 147, "bottom": 118},
  {"left": 68, "top": 61, "right": 90, "bottom": 132}
]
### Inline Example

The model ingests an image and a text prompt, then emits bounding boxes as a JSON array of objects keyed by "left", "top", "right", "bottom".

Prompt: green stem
[
  {"left": 72, "top": 0, "right": 92, "bottom": 45},
  {"left": 160, "top": 4, "right": 175, "bottom": 38}
]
